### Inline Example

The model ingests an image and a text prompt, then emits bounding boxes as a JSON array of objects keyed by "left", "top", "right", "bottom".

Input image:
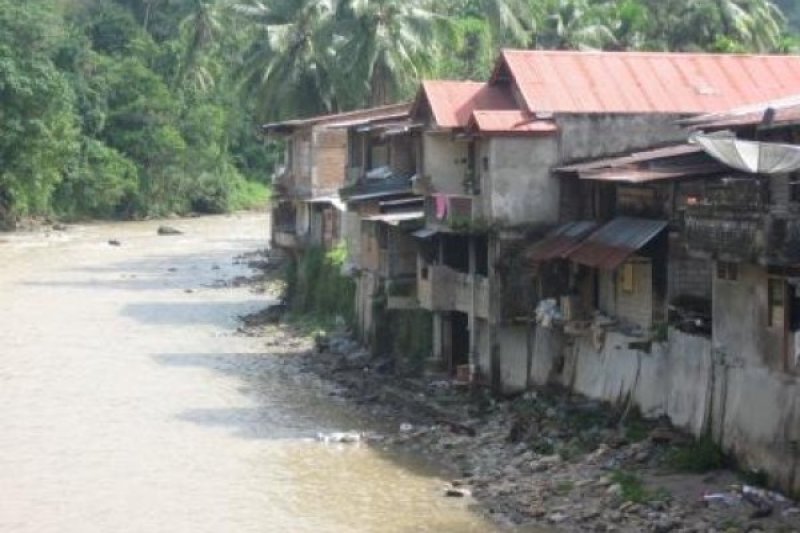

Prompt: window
[
  {"left": 768, "top": 277, "right": 785, "bottom": 328},
  {"left": 790, "top": 172, "right": 800, "bottom": 203},
  {"left": 717, "top": 261, "right": 739, "bottom": 281}
]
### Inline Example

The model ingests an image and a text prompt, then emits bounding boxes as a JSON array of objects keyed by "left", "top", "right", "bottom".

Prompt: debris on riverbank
[{"left": 237, "top": 251, "right": 799, "bottom": 532}]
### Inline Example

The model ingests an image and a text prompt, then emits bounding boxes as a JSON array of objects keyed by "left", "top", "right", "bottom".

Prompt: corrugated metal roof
[
  {"left": 411, "top": 81, "right": 517, "bottom": 129},
  {"left": 261, "top": 103, "right": 411, "bottom": 134},
  {"left": 557, "top": 144, "right": 704, "bottom": 172},
  {"left": 469, "top": 110, "right": 557, "bottom": 135},
  {"left": 568, "top": 217, "right": 668, "bottom": 270},
  {"left": 684, "top": 94, "right": 800, "bottom": 130},
  {"left": 580, "top": 163, "right": 724, "bottom": 183},
  {"left": 496, "top": 50, "right": 800, "bottom": 115},
  {"left": 528, "top": 221, "right": 599, "bottom": 262}
]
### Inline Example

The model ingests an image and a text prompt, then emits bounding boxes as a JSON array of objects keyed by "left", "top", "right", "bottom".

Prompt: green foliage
[
  {"left": 666, "top": 435, "right": 729, "bottom": 473},
  {"left": 389, "top": 309, "right": 433, "bottom": 374},
  {"left": 0, "top": 0, "right": 273, "bottom": 225},
  {"left": 611, "top": 470, "right": 670, "bottom": 503},
  {"left": 288, "top": 246, "right": 356, "bottom": 325}
]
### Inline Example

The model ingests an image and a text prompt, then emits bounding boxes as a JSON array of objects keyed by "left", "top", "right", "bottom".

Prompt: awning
[
  {"left": 579, "top": 163, "right": 724, "bottom": 183},
  {"left": 412, "top": 228, "right": 438, "bottom": 239},
  {"left": 307, "top": 195, "right": 347, "bottom": 212},
  {"left": 568, "top": 217, "right": 668, "bottom": 270},
  {"left": 363, "top": 211, "right": 424, "bottom": 226},
  {"left": 691, "top": 132, "right": 800, "bottom": 174},
  {"left": 527, "top": 221, "right": 598, "bottom": 262}
]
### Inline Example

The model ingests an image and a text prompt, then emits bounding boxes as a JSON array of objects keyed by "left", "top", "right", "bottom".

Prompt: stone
[
  {"left": 108, "top": 239, "right": 121, "bottom": 246},
  {"left": 157, "top": 225, "right": 183, "bottom": 236},
  {"left": 606, "top": 483, "right": 623, "bottom": 497},
  {"left": 652, "top": 519, "right": 679, "bottom": 533},
  {"left": 548, "top": 511, "right": 568, "bottom": 524},
  {"left": 444, "top": 487, "right": 471, "bottom": 498}
]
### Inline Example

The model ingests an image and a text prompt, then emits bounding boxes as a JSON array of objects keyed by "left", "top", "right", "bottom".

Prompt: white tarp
[{"left": 690, "top": 132, "right": 800, "bottom": 174}]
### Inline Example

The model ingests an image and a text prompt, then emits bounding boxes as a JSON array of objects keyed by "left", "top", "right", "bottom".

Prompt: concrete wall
[
  {"left": 556, "top": 114, "right": 687, "bottom": 163},
  {"left": 423, "top": 133, "right": 468, "bottom": 194},
  {"left": 342, "top": 211, "right": 361, "bottom": 272},
  {"left": 487, "top": 136, "right": 561, "bottom": 226},
  {"left": 713, "top": 262, "right": 783, "bottom": 370},
  {"left": 522, "top": 324, "right": 800, "bottom": 495}
]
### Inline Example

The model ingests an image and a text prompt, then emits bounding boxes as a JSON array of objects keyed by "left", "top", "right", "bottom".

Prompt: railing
[{"left": 417, "top": 264, "right": 488, "bottom": 318}]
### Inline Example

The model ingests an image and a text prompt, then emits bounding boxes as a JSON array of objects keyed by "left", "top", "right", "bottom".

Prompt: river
[{"left": 0, "top": 213, "right": 495, "bottom": 532}]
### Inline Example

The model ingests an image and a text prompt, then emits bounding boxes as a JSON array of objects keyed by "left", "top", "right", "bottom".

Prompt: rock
[
  {"left": 652, "top": 519, "right": 679, "bottom": 533},
  {"left": 317, "top": 431, "right": 363, "bottom": 444},
  {"left": 399, "top": 423, "right": 414, "bottom": 433},
  {"left": 649, "top": 427, "right": 681, "bottom": 444},
  {"left": 184, "top": 289, "right": 194, "bottom": 293},
  {"left": 606, "top": 483, "right": 623, "bottom": 497},
  {"left": 108, "top": 239, "right": 121, "bottom": 246},
  {"left": 52, "top": 223, "right": 68, "bottom": 231},
  {"left": 157, "top": 225, "right": 183, "bottom": 236},
  {"left": 444, "top": 487, "right": 471, "bottom": 498},
  {"left": 548, "top": 511, "right": 569, "bottom": 524},
  {"left": 531, "top": 454, "right": 562, "bottom": 472}
]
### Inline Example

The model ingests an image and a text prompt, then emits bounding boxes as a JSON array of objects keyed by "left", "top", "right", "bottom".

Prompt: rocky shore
[{"left": 237, "top": 250, "right": 799, "bottom": 532}]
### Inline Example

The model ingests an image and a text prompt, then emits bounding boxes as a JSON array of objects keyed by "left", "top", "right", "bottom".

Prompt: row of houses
[{"left": 264, "top": 49, "right": 800, "bottom": 495}]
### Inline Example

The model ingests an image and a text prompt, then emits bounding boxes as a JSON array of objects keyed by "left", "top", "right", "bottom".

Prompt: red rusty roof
[
  {"left": 468, "top": 110, "right": 557, "bottom": 135},
  {"left": 556, "top": 143, "right": 726, "bottom": 183},
  {"left": 528, "top": 221, "right": 599, "bottom": 263},
  {"left": 683, "top": 94, "right": 800, "bottom": 130},
  {"left": 495, "top": 50, "right": 800, "bottom": 115},
  {"left": 412, "top": 81, "right": 517, "bottom": 129},
  {"left": 567, "top": 217, "right": 668, "bottom": 270}
]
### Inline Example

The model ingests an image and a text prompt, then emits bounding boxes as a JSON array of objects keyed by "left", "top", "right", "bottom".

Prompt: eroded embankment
[{"left": 240, "top": 249, "right": 800, "bottom": 533}]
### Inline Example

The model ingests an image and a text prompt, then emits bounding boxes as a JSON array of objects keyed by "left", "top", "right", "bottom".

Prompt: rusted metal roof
[
  {"left": 683, "top": 94, "right": 800, "bottom": 130},
  {"left": 468, "top": 110, "right": 557, "bottom": 135},
  {"left": 568, "top": 217, "right": 668, "bottom": 270},
  {"left": 527, "top": 221, "right": 599, "bottom": 262},
  {"left": 557, "top": 145, "right": 703, "bottom": 172},
  {"left": 411, "top": 81, "right": 517, "bottom": 129},
  {"left": 261, "top": 103, "right": 411, "bottom": 134},
  {"left": 495, "top": 50, "right": 800, "bottom": 115},
  {"left": 557, "top": 144, "right": 726, "bottom": 183}
]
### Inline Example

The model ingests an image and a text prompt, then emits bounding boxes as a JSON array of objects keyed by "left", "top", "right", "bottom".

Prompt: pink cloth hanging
[{"left": 434, "top": 194, "right": 449, "bottom": 220}]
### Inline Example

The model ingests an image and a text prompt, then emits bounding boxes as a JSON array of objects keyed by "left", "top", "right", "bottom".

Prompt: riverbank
[{"left": 239, "top": 250, "right": 799, "bottom": 532}]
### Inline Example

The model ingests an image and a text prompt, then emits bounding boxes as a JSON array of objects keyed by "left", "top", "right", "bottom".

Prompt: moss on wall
[{"left": 286, "top": 244, "right": 355, "bottom": 326}]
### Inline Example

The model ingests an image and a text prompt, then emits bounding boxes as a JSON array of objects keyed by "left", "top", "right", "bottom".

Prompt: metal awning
[
  {"left": 527, "top": 221, "right": 599, "bottom": 262},
  {"left": 568, "top": 217, "right": 668, "bottom": 270},
  {"left": 363, "top": 211, "right": 424, "bottom": 226},
  {"left": 306, "top": 195, "right": 347, "bottom": 212},
  {"left": 412, "top": 228, "right": 438, "bottom": 239}
]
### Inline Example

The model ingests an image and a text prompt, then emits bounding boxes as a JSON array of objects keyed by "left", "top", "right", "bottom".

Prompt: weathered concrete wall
[
  {"left": 525, "top": 325, "right": 800, "bottom": 495},
  {"left": 487, "top": 136, "right": 561, "bottom": 226},
  {"left": 497, "top": 325, "right": 533, "bottom": 394},
  {"left": 713, "top": 262, "right": 783, "bottom": 370},
  {"left": 423, "top": 134, "right": 468, "bottom": 194},
  {"left": 556, "top": 114, "right": 687, "bottom": 163}
]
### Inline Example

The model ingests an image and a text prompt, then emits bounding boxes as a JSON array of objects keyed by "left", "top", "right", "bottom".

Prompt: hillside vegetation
[{"left": 1, "top": 0, "right": 796, "bottom": 227}]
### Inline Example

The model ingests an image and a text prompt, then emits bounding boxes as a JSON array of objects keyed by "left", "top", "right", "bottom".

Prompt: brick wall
[{"left": 312, "top": 129, "right": 347, "bottom": 194}]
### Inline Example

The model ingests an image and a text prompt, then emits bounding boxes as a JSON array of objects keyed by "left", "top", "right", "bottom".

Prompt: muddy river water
[{"left": 0, "top": 213, "right": 495, "bottom": 533}]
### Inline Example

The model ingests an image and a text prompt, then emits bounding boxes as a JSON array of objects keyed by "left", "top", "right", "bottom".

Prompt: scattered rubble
[{"left": 235, "top": 251, "right": 799, "bottom": 532}]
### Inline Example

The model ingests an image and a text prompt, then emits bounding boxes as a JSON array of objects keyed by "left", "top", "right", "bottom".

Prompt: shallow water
[{"left": 0, "top": 213, "right": 495, "bottom": 533}]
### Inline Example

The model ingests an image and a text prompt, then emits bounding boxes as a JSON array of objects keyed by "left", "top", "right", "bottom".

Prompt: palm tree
[
  {"left": 175, "top": 0, "right": 223, "bottom": 90},
  {"left": 533, "top": 0, "right": 617, "bottom": 50},
  {"left": 233, "top": 0, "right": 339, "bottom": 120},
  {"left": 335, "top": 0, "right": 442, "bottom": 106}
]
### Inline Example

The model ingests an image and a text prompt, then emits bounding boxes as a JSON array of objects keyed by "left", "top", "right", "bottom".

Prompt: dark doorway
[{"left": 449, "top": 311, "right": 470, "bottom": 373}]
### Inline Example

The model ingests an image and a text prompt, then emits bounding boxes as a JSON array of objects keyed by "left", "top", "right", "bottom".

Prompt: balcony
[
  {"left": 424, "top": 194, "right": 482, "bottom": 232},
  {"left": 417, "top": 265, "right": 489, "bottom": 318},
  {"left": 684, "top": 206, "right": 800, "bottom": 264},
  {"left": 386, "top": 278, "right": 419, "bottom": 310}
]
